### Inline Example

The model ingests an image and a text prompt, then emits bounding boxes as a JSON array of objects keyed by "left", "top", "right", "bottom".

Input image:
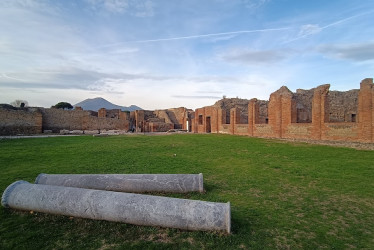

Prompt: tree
[
  {"left": 10, "top": 100, "right": 28, "bottom": 107},
  {"left": 52, "top": 102, "right": 73, "bottom": 110}
]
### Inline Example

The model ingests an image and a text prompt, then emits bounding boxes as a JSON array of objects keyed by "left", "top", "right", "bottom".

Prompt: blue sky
[{"left": 1, "top": 0, "right": 373, "bottom": 110}]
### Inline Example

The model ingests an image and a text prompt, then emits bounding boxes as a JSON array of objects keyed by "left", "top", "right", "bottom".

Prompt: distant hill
[{"left": 74, "top": 97, "right": 142, "bottom": 112}]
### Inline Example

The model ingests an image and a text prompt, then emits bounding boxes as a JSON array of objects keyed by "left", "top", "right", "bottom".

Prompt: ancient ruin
[
  {"left": 1, "top": 78, "right": 373, "bottom": 143},
  {"left": 192, "top": 78, "right": 374, "bottom": 143},
  {"left": 35, "top": 173, "right": 204, "bottom": 193},
  {"left": 2, "top": 180, "right": 231, "bottom": 233}
]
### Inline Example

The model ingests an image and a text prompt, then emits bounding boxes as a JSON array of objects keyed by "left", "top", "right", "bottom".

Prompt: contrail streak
[
  {"left": 284, "top": 10, "right": 374, "bottom": 44},
  {"left": 321, "top": 10, "right": 374, "bottom": 29},
  {"left": 97, "top": 27, "right": 291, "bottom": 48}
]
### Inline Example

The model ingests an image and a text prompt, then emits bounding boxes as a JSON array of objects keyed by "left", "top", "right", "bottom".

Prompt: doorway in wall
[{"left": 206, "top": 116, "right": 211, "bottom": 133}]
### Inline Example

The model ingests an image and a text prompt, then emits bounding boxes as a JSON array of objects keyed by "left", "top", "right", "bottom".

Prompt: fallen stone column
[
  {"left": 2, "top": 181, "right": 230, "bottom": 233},
  {"left": 35, "top": 173, "right": 204, "bottom": 193}
]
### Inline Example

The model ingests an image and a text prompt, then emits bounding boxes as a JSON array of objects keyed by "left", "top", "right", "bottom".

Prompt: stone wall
[
  {"left": 257, "top": 100, "right": 269, "bottom": 124},
  {"left": 0, "top": 106, "right": 42, "bottom": 135},
  {"left": 167, "top": 107, "right": 189, "bottom": 129},
  {"left": 53, "top": 108, "right": 129, "bottom": 132},
  {"left": 132, "top": 107, "right": 190, "bottom": 132},
  {"left": 327, "top": 90, "right": 359, "bottom": 122},
  {"left": 294, "top": 89, "right": 313, "bottom": 123},
  {"left": 147, "top": 122, "right": 174, "bottom": 132},
  {"left": 213, "top": 98, "right": 249, "bottom": 124}
]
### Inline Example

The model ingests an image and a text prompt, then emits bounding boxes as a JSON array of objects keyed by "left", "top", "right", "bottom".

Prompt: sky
[{"left": 1, "top": 0, "right": 374, "bottom": 110}]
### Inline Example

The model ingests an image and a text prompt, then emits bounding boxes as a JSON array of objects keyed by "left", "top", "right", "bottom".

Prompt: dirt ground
[{"left": 278, "top": 138, "right": 374, "bottom": 151}]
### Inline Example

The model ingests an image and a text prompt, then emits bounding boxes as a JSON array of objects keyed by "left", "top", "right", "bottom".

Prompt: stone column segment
[
  {"left": 2, "top": 181, "right": 230, "bottom": 233},
  {"left": 35, "top": 173, "right": 204, "bottom": 193}
]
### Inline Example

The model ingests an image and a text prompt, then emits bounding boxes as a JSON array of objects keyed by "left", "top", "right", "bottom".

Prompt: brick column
[
  {"left": 269, "top": 87, "right": 293, "bottom": 138},
  {"left": 248, "top": 99, "right": 257, "bottom": 136},
  {"left": 311, "top": 84, "right": 330, "bottom": 140},
  {"left": 281, "top": 92, "right": 293, "bottom": 138},
  {"left": 358, "top": 78, "right": 373, "bottom": 142},
  {"left": 215, "top": 107, "right": 219, "bottom": 133},
  {"left": 36, "top": 112, "right": 43, "bottom": 134},
  {"left": 269, "top": 93, "right": 281, "bottom": 138},
  {"left": 218, "top": 108, "right": 223, "bottom": 133},
  {"left": 230, "top": 108, "right": 240, "bottom": 135},
  {"left": 372, "top": 83, "right": 374, "bottom": 143},
  {"left": 191, "top": 116, "right": 196, "bottom": 133},
  {"left": 230, "top": 108, "right": 235, "bottom": 134}
]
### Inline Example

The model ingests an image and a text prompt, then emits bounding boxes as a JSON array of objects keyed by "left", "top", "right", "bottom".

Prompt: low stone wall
[
  {"left": 253, "top": 124, "right": 274, "bottom": 137},
  {"left": 234, "top": 124, "right": 248, "bottom": 135},
  {"left": 39, "top": 108, "right": 129, "bottom": 132},
  {"left": 322, "top": 123, "right": 358, "bottom": 141},
  {"left": 219, "top": 124, "right": 230, "bottom": 134},
  {"left": 284, "top": 124, "right": 312, "bottom": 139},
  {"left": 146, "top": 122, "right": 174, "bottom": 132},
  {"left": 0, "top": 107, "right": 129, "bottom": 135}
]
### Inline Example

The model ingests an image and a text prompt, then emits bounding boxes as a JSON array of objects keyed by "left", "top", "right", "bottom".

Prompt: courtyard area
[{"left": 1, "top": 134, "right": 373, "bottom": 249}]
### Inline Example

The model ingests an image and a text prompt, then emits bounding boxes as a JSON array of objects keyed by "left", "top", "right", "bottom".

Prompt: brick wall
[{"left": 194, "top": 78, "right": 374, "bottom": 143}]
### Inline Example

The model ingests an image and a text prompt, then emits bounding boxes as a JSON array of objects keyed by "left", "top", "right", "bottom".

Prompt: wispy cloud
[
  {"left": 0, "top": 73, "right": 26, "bottom": 82},
  {"left": 298, "top": 24, "right": 322, "bottom": 37},
  {"left": 285, "top": 10, "right": 374, "bottom": 44},
  {"left": 0, "top": 0, "right": 56, "bottom": 11},
  {"left": 84, "top": 0, "right": 154, "bottom": 16},
  {"left": 172, "top": 95, "right": 222, "bottom": 99},
  {"left": 97, "top": 27, "right": 291, "bottom": 47},
  {"left": 85, "top": 0, "right": 128, "bottom": 13},
  {"left": 240, "top": 0, "right": 269, "bottom": 10},
  {"left": 221, "top": 49, "right": 288, "bottom": 65},
  {"left": 318, "top": 42, "right": 374, "bottom": 61}
]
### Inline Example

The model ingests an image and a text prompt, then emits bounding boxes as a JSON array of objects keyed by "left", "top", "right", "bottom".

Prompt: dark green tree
[{"left": 52, "top": 102, "right": 73, "bottom": 110}]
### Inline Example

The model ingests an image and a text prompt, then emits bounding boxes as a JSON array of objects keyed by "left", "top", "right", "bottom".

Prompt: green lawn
[{"left": 0, "top": 134, "right": 373, "bottom": 249}]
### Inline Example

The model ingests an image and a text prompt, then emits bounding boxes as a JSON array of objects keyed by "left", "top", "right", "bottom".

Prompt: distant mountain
[{"left": 74, "top": 97, "right": 142, "bottom": 112}]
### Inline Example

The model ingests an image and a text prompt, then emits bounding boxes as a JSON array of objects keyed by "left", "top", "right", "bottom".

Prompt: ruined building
[
  {"left": 192, "top": 78, "right": 374, "bottom": 143},
  {"left": 0, "top": 105, "right": 190, "bottom": 135},
  {"left": 1, "top": 78, "right": 374, "bottom": 143}
]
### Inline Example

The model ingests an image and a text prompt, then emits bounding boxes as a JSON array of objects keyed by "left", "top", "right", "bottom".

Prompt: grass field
[{"left": 0, "top": 134, "right": 373, "bottom": 249}]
